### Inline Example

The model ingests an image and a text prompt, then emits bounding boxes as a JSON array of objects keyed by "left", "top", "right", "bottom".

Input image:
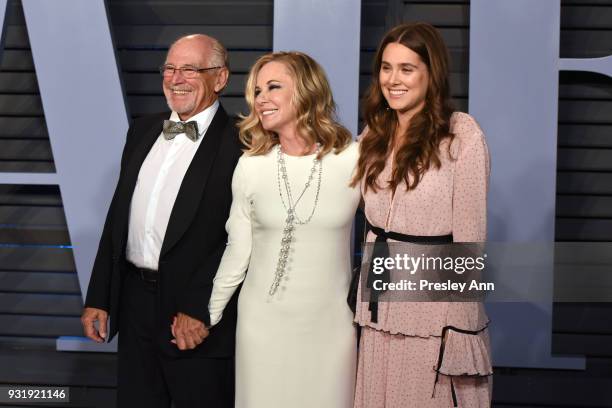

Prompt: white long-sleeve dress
[{"left": 209, "top": 142, "right": 360, "bottom": 408}]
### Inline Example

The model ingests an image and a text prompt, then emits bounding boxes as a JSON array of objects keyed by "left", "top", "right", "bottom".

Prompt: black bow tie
[{"left": 162, "top": 120, "right": 199, "bottom": 142}]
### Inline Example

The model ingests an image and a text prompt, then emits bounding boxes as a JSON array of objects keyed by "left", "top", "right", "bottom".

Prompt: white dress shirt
[{"left": 126, "top": 100, "right": 219, "bottom": 270}]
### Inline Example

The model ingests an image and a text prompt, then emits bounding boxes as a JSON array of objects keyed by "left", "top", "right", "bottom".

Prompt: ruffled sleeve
[
  {"left": 438, "top": 113, "right": 493, "bottom": 380},
  {"left": 435, "top": 326, "right": 493, "bottom": 377},
  {"left": 208, "top": 156, "right": 253, "bottom": 326}
]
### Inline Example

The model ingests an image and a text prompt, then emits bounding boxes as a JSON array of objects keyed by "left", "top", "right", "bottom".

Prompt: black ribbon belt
[
  {"left": 127, "top": 262, "right": 159, "bottom": 283},
  {"left": 365, "top": 220, "right": 453, "bottom": 323}
]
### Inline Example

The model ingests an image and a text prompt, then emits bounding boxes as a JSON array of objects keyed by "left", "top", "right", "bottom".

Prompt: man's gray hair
[
  {"left": 168, "top": 34, "right": 229, "bottom": 71},
  {"left": 209, "top": 37, "right": 230, "bottom": 71}
]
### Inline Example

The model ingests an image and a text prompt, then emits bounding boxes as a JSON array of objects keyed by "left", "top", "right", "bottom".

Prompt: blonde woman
[{"left": 207, "top": 51, "right": 359, "bottom": 408}]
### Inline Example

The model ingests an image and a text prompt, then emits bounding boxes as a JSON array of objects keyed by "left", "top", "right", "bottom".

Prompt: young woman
[
  {"left": 207, "top": 51, "right": 359, "bottom": 408},
  {"left": 352, "top": 23, "right": 493, "bottom": 407}
]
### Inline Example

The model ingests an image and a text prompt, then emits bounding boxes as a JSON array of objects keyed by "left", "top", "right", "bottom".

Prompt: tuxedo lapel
[
  {"left": 160, "top": 106, "right": 229, "bottom": 257},
  {"left": 112, "top": 115, "right": 166, "bottom": 247}
]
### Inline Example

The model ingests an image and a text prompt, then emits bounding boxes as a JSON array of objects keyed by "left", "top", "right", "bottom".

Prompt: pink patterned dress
[{"left": 354, "top": 112, "right": 493, "bottom": 408}]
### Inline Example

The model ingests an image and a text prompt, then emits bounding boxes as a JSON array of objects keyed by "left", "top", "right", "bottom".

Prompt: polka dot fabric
[{"left": 354, "top": 112, "right": 493, "bottom": 407}]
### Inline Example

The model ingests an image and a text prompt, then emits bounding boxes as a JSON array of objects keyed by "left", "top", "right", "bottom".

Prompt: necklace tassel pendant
[{"left": 269, "top": 218, "right": 294, "bottom": 296}]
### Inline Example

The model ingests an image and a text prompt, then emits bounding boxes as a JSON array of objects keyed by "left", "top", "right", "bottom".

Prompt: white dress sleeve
[{"left": 208, "top": 157, "right": 252, "bottom": 326}]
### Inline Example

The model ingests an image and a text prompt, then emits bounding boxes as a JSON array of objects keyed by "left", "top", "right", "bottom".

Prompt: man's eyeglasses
[{"left": 159, "top": 65, "right": 223, "bottom": 78}]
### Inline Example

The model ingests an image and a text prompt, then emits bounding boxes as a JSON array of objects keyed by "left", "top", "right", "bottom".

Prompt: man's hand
[
  {"left": 170, "top": 312, "right": 209, "bottom": 350},
  {"left": 81, "top": 307, "right": 108, "bottom": 343}
]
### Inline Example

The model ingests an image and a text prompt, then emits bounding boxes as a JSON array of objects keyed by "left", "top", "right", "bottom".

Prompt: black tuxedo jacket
[{"left": 85, "top": 105, "right": 242, "bottom": 358}]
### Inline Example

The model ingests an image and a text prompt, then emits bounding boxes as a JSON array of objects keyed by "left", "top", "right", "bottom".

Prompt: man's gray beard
[{"left": 166, "top": 98, "right": 195, "bottom": 116}]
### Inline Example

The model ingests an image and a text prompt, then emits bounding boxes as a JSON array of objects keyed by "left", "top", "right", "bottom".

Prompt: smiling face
[
  {"left": 253, "top": 61, "right": 297, "bottom": 136},
  {"left": 162, "top": 36, "right": 228, "bottom": 120},
  {"left": 379, "top": 42, "right": 429, "bottom": 118}
]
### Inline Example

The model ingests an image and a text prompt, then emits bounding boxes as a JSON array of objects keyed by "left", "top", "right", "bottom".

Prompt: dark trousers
[{"left": 117, "top": 269, "right": 234, "bottom": 408}]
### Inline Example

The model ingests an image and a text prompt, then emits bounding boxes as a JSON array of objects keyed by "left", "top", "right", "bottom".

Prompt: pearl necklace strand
[{"left": 269, "top": 143, "right": 322, "bottom": 296}]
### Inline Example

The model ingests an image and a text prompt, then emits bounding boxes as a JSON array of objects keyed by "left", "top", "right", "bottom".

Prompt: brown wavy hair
[
  {"left": 239, "top": 51, "right": 351, "bottom": 159},
  {"left": 352, "top": 22, "right": 455, "bottom": 192}
]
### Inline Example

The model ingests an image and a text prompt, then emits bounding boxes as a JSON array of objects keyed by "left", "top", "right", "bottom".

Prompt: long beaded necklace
[{"left": 269, "top": 143, "right": 323, "bottom": 296}]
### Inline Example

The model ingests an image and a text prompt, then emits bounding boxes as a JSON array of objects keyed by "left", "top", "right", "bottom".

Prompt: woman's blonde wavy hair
[{"left": 239, "top": 51, "right": 351, "bottom": 158}]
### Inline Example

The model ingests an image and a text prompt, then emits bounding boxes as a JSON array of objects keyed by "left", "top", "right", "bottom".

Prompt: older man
[{"left": 81, "top": 34, "right": 241, "bottom": 408}]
